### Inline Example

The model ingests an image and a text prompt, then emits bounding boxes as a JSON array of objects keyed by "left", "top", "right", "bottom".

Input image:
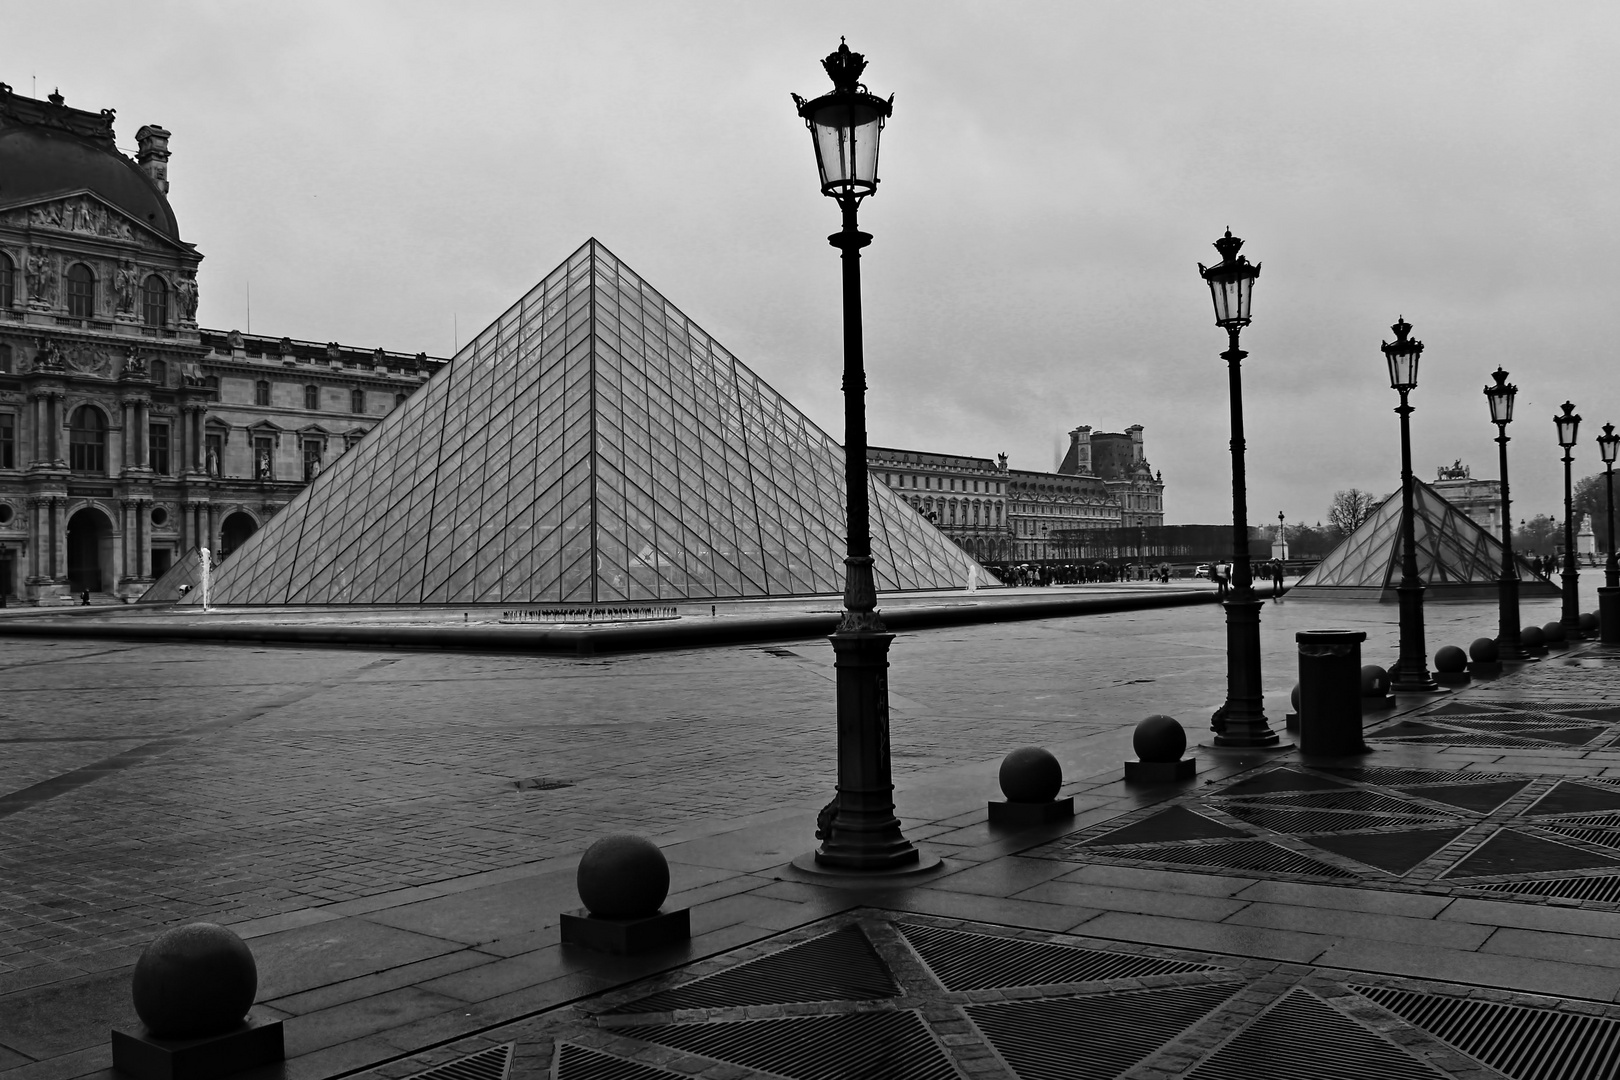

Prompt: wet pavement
[{"left": 0, "top": 579, "right": 1613, "bottom": 1079}]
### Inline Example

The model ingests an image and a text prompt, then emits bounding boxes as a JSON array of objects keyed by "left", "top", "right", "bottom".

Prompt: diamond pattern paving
[
  {"left": 1443, "top": 829, "right": 1620, "bottom": 878},
  {"left": 1301, "top": 826, "right": 1470, "bottom": 876},
  {"left": 372, "top": 912, "right": 1620, "bottom": 1080}
]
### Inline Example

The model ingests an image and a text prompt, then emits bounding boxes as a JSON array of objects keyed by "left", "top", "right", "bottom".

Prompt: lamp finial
[{"left": 822, "top": 39, "right": 868, "bottom": 92}]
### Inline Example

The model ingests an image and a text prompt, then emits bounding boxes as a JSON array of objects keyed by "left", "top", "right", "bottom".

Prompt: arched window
[
  {"left": 0, "top": 251, "right": 13, "bottom": 309},
  {"left": 304, "top": 385, "right": 320, "bottom": 410},
  {"left": 66, "top": 263, "right": 95, "bottom": 318},
  {"left": 150, "top": 359, "right": 167, "bottom": 385},
  {"left": 350, "top": 389, "right": 365, "bottom": 414},
  {"left": 69, "top": 406, "right": 107, "bottom": 473},
  {"left": 142, "top": 275, "right": 168, "bottom": 327},
  {"left": 255, "top": 380, "right": 270, "bottom": 406}
]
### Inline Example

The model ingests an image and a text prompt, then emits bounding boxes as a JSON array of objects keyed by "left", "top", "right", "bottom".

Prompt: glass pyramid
[
  {"left": 1290, "top": 478, "right": 1558, "bottom": 601},
  {"left": 185, "top": 240, "right": 986, "bottom": 606}
]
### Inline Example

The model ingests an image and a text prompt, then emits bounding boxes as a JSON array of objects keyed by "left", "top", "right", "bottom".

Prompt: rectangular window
[
  {"left": 0, "top": 344, "right": 10, "bottom": 373},
  {"left": 302, "top": 439, "right": 323, "bottom": 481},
  {"left": 149, "top": 423, "right": 170, "bottom": 475},
  {"left": 254, "top": 436, "right": 274, "bottom": 480},
  {"left": 0, "top": 413, "right": 12, "bottom": 469},
  {"left": 255, "top": 381, "right": 271, "bottom": 406},
  {"left": 205, "top": 433, "right": 224, "bottom": 477}
]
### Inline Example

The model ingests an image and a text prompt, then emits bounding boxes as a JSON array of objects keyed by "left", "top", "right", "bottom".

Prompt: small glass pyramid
[
  {"left": 1290, "top": 478, "right": 1558, "bottom": 601},
  {"left": 185, "top": 240, "right": 986, "bottom": 606}
]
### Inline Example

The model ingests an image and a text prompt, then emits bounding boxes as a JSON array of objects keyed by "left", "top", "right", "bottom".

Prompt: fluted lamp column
[
  {"left": 1556, "top": 402, "right": 1583, "bottom": 637},
  {"left": 1197, "top": 230, "right": 1278, "bottom": 747},
  {"left": 792, "top": 41, "right": 925, "bottom": 873},
  {"left": 1382, "top": 318, "right": 1440, "bottom": 693},
  {"left": 1599, "top": 423, "right": 1620, "bottom": 643},
  {"left": 1485, "top": 369, "right": 1528, "bottom": 662}
]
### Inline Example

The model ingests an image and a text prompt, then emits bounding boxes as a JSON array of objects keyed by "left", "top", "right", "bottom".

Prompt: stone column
[
  {"left": 31, "top": 395, "right": 44, "bottom": 464},
  {"left": 27, "top": 498, "right": 41, "bottom": 580},
  {"left": 47, "top": 394, "right": 60, "bottom": 464},
  {"left": 136, "top": 500, "right": 149, "bottom": 578},
  {"left": 120, "top": 501, "right": 133, "bottom": 581},
  {"left": 205, "top": 503, "right": 218, "bottom": 552},
  {"left": 50, "top": 498, "right": 64, "bottom": 579},
  {"left": 136, "top": 401, "right": 149, "bottom": 469},
  {"left": 194, "top": 409, "right": 206, "bottom": 472}
]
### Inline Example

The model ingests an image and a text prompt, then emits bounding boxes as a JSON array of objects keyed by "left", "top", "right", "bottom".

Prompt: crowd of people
[{"left": 979, "top": 559, "right": 1291, "bottom": 594}]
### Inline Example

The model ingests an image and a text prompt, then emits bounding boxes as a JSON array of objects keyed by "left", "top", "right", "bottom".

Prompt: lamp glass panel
[
  {"left": 1557, "top": 415, "right": 1580, "bottom": 447},
  {"left": 1601, "top": 435, "right": 1619, "bottom": 464},
  {"left": 1386, "top": 349, "right": 1419, "bottom": 390},
  {"left": 808, "top": 97, "right": 885, "bottom": 192}
]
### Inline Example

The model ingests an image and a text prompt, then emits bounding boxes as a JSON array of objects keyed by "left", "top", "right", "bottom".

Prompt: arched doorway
[
  {"left": 219, "top": 512, "right": 258, "bottom": 560},
  {"left": 66, "top": 508, "right": 114, "bottom": 593}
]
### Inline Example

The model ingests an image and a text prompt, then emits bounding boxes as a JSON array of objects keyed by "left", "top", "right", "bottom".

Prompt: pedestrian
[
  {"left": 80, "top": 588, "right": 90, "bottom": 606},
  {"left": 1272, "top": 558, "right": 1285, "bottom": 599}
]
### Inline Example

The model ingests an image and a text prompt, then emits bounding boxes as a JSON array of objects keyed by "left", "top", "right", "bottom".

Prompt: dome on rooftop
[{"left": 0, "top": 121, "right": 179, "bottom": 240}]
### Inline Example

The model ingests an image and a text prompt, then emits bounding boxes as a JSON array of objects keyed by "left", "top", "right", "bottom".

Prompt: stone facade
[
  {"left": 868, "top": 424, "right": 1166, "bottom": 564},
  {"left": 0, "top": 85, "right": 443, "bottom": 603},
  {"left": 1430, "top": 460, "right": 1503, "bottom": 538}
]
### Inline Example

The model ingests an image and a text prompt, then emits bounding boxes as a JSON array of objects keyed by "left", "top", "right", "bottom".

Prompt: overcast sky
[{"left": 8, "top": 2, "right": 1619, "bottom": 525}]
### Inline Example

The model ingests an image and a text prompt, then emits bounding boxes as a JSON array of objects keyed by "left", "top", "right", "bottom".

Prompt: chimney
[{"left": 135, "top": 125, "right": 171, "bottom": 193}]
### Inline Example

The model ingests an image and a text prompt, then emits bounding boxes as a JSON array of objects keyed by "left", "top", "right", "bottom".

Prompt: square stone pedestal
[
  {"left": 110, "top": 1015, "right": 283, "bottom": 1080},
  {"left": 1361, "top": 695, "right": 1395, "bottom": 714},
  {"left": 1435, "top": 669, "right": 1472, "bottom": 687},
  {"left": 987, "top": 797, "right": 1074, "bottom": 827},
  {"left": 1284, "top": 711, "right": 1299, "bottom": 732},
  {"left": 1469, "top": 659, "right": 1503, "bottom": 677},
  {"left": 560, "top": 907, "right": 689, "bottom": 955},
  {"left": 1125, "top": 758, "right": 1196, "bottom": 784}
]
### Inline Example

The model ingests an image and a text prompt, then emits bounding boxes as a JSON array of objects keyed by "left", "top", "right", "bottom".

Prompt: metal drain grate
[
  {"left": 1217, "top": 806, "right": 1450, "bottom": 834},
  {"left": 965, "top": 983, "right": 1238, "bottom": 1080},
  {"left": 1444, "top": 829, "right": 1620, "bottom": 878},
  {"left": 1480, "top": 874, "right": 1620, "bottom": 903},
  {"left": 1391, "top": 780, "right": 1532, "bottom": 813},
  {"left": 1301, "top": 827, "right": 1471, "bottom": 876},
  {"left": 1525, "top": 781, "right": 1620, "bottom": 816},
  {"left": 1534, "top": 811, "right": 1620, "bottom": 827},
  {"left": 1100, "top": 840, "right": 1359, "bottom": 879},
  {"left": 1357, "top": 985, "right": 1620, "bottom": 1080},
  {"left": 618, "top": 1009, "right": 958, "bottom": 1080},
  {"left": 898, "top": 922, "right": 1220, "bottom": 992},
  {"left": 609, "top": 925, "right": 896, "bottom": 1013},
  {"left": 555, "top": 1044, "right": 676, "bottom": 1079},
  {"left": 1080, "top": 805, "right": 1248, "bottom": 847},
  {"left": 407, "top": 1044, "right": 513, "bottom": 1080},
  {"left": 1537, "top": 824, "right": 1620, "bottom": 851},
  {"left": 1377, "top": 732, "right": 1585, "bottom": 749},
  {"left": 1218, "top": 768, "right": 1351, "bottom": 796},
  {"left": 1188, "top": 989, "right": 1444, "bottom": 1079},
  {"left": 1319, "top": 766, "right": 1520, "bottom": 785},
  {"left": 1227, "top": 790, "right": 1446, "bottom": 815}
]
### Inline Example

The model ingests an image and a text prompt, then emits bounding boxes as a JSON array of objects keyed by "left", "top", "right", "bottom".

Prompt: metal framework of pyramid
[
  {"left": 1289, "top": 478, "right": 1558, "bottom": 601},
  {"left": 185, "top": 240, "right": 986, "bottom": 606}
]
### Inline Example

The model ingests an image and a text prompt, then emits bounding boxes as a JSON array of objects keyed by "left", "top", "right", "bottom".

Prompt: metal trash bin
[{"left": 1297, "top": 629, "right": 1369, "bottom": 756}]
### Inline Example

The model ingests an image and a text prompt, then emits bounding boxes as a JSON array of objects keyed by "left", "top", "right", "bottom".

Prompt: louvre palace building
[
  {"left": 868, "top": 424, "right": 1166, "bottom": 564},
  {"left": 0, "top": 85, "right": 443, "bottom": 603}
]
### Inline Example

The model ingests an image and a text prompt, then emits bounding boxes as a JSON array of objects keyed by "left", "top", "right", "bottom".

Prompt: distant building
[
  {"left": 1430, "top": 460, "right": 1503, "bottom": 537},
  {"left": 0, "top": 83, "right": 444, "bottom": 603},
  {"left": 868, "top": 424, "right": 1165, "bottom": 564}
]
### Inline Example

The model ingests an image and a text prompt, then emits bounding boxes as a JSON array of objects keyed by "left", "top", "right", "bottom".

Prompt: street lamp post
[
  {"left": 1556, "top": 402, "right": 1583, "bottom": 637},
  {"left": 1382, "top": 318, "right": 1439, "bottom": 693},
  {"left": 792, "top": 42, "right": 919, "bottom": 872},
  {"left": 1197, "top": 230, "right": 1278, "bottom": 747},
  {"left": 1484, "top": 369, "right": 1527, "bottom": 662},
  {"left": 1600, "top": 423, "right": 1620, "bottom": 643}
]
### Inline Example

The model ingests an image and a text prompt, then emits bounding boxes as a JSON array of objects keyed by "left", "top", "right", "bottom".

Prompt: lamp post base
[
  {"left": 813, "top": 627, "right": 921, "bottom": 872},
  {"left": 1213, "top": 597, "right": 1279, "bottom": 748}
]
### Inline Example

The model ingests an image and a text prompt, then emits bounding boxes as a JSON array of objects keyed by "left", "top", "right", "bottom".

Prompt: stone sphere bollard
[
  {"left": 1290, "top": 683, "right": 1301, "bottom": 710},
  {"left": 1521, "top": 625, "right": 1546, "bottom": 649},
  {"left": 131, "top": 923, "right": 257, "bottom": 1039},
  {"left": 1434, "top": 645, "right": 1467, "bottom": 673},
  {"left": 1134, "top": 715, "right": 1186, "bottom": 763},
  {"left": 1469, "top": 637, "right": 1499, "bottom": 664},
  {"left": 1360, "top": 664, "right": 1389, "bottom": 697},
  {"left": 1581, "top": 612, "right": 1601, "bottom": 633},
  {"left": 1000, "top": 746, "right": 1063, "bottom": 803},
  {"left": 577, "top": 834, "right": 670, "bottom": 920},
  {"left": 1542, "top": 621, "right": 1566, "bottom": 644}
]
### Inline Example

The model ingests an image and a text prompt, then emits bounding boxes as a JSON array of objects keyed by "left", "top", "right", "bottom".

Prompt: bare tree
[{"left": 1327, "top": 489, "right": 1380, "bottom": 538}]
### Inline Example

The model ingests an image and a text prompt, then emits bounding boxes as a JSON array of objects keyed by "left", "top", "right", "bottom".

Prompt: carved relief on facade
[
  {"left": 113, "top": 259, "right": 138, "bottom": 315},
  {"left": 7, "top": 196, "right": 138, "bottom": 242},
  {"left": 24, "top": 248, "right": 57, "bottom": 307},
  {"left": 173, "top": 272, "right": 198, "bottom": 323},
  {"left": 63, "top": 343, "right": 112, "bottom": 376}
]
